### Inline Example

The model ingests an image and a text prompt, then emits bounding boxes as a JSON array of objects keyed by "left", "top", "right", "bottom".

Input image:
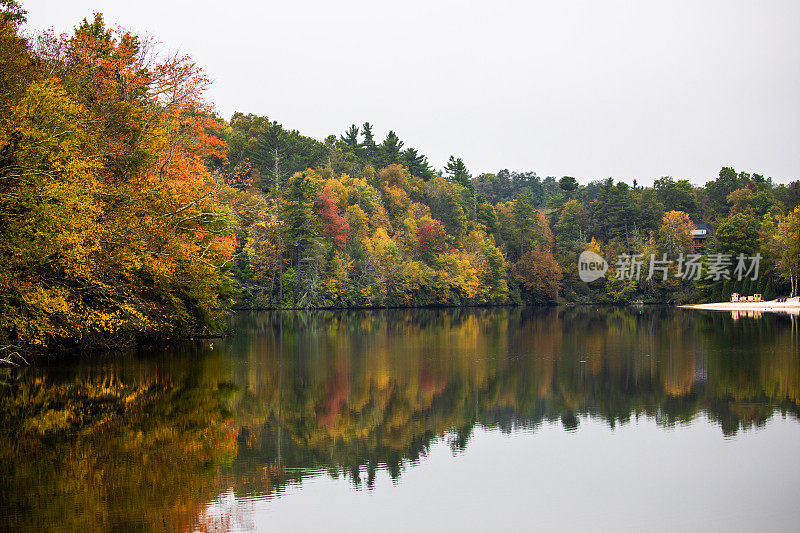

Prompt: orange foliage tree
[{"left": 0, "top": 13, "right": 238, "bottom": 348}]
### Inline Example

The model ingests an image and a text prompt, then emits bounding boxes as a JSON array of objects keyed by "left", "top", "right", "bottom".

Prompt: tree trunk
[
  {"left": 275, "top": 148, "right": 283, "bottom": 302},
  {"left": 472, "top": 184, "right": 477, "bottom": 223},
  {"left": 278, "top": 231, "right": 283, "bottom": 301}
]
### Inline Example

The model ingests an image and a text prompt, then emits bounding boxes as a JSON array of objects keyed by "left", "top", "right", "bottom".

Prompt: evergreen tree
[
  {"left": 360, "top": 122, "right": 378, "bottom": 165},
  {"left": 514, "top": 192, "right": 541, "bottom": 257},
  {"left": 553, "top": 199, "right": 587, "bottom": 255},
  {"left": 402, "top": 147, "right": 432, "bottom": 179},
  {"left": 542, "top": 176, "right": 561, "bottom": 206},
  {"left": 230, "top": 115, "right": 327, "bottom": 193},
  {"left": 377, "top": 130, "right": 404, "bottom": 167},
  {"left": 280, "top": 172, "right": 321, "bottom": 276},
  {"left": 706, "top": 167, "right": 743, "bottom": 215},
  {"left": 445, "top": 156, "right": 471, "bottom": 188},
  {"left": 512, "top": 171, "right": 544, "bottom": 205},
  {"left": 340, "top": 124, "right": 360, "bottom": 153},
  {"left": 253, "top": 125, "right": 287, "bottom": 193},
  {"left": 592, "top": 178, "right": 635, "bottom": 242},
  {"left": 634, "top": 188, "right": 665, "bottom": 235},
  {"left": 559, "top": 176, "right": 578, "bottom": 198}
]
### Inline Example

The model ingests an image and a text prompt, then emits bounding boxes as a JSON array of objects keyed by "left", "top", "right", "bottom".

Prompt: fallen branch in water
[{"left": 0, "top": 345, "right": 27, "bottom": 366}]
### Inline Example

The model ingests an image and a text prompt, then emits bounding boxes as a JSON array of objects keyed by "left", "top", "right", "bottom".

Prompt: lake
[{"left": 2, "top": 307, "right": 799, "bottom": 532}]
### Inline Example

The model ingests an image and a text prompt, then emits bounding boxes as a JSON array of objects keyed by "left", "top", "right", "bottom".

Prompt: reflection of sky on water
[
  {"left": 728, "top": 308, "right": 800, "bottom": 320},
  {"left": 202, "top": 416, "right": 800, "bottom": 533},
  {"left": 4, "top": 307, "right": 800, "bottom": 532}
]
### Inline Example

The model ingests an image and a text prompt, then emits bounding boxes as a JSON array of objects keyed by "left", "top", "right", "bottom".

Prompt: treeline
[
  {"left": 544, "top": 171, "right": 800, "bottom": 303},
  {"left": 222, "top": 114, "right": 800, "bottom": 309},
  {"left": 1, "top": 3, "right": 799, "bottom": 350}
]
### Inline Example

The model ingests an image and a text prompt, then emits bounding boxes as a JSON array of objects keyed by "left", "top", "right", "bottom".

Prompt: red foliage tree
[
  {"left": 417, "top": 220, "right": 448, "bottom": 259},
  {"left": 315, "top": 185, "right": 349, "bottom": 248}
]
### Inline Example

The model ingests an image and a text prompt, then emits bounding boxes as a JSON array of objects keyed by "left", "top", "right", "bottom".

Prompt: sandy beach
[{"left": 680, "top": 298, "right": 800, "bottom": 315}]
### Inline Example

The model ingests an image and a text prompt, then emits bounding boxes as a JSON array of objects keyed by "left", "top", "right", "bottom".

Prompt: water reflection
[
  {"left": 1, "top": 307, "right": 799, "bottom": 531},
  {"left": 729, "top": 308, "right": 800, "bottom": 320}
]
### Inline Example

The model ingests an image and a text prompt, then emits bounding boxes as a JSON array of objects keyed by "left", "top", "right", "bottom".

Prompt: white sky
[{"left": 20, "top": 0, "right": 800, "bottom": 185}]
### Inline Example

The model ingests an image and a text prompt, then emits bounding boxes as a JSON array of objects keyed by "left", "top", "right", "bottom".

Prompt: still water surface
[{"left": 2, "top": 307, "right": 800, "bottom": 532}]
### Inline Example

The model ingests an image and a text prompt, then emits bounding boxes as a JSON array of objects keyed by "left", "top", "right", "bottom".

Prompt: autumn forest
[{"left": 1, "top": 2, "right": 799, "bottom": 351}]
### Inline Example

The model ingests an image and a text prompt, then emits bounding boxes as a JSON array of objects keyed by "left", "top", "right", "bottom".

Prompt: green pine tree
[
  {"left": 377, "top": 130, "right": 404, "bottom": 167},
  {"left": 444, "top": 156, "right": 471, "bottom": 188},
  {"left": 360, "top": 122, "right": 378, "bottom": 165}
]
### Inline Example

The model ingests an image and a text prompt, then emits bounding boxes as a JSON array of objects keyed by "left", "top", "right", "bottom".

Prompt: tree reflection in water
[{"left": 1, "top": 307, "right": 798, "bottom": 531}]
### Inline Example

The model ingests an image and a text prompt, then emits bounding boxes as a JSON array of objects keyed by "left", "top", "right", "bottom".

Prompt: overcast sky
[{"left": 20, "top": 0, "right": 800, "bottom": 185}]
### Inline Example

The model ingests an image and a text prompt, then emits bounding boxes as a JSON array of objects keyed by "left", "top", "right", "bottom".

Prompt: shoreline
[
  {"left": 4, "top": 302, "right": 795, "bottom": 365},
  {"left": 680, "top": 299, "right": 800, "bottom": 314}
]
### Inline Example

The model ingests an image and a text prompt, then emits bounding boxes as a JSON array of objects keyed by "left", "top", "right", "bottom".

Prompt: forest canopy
[{"left": 0, "top": 2, "right": 798, "bottom": 350}]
